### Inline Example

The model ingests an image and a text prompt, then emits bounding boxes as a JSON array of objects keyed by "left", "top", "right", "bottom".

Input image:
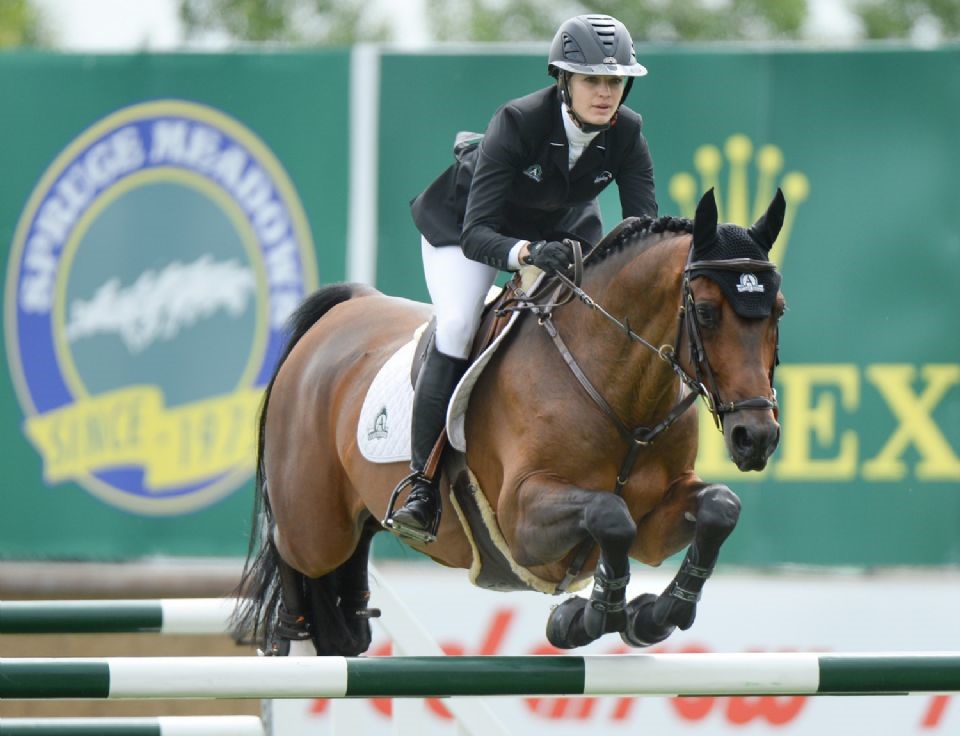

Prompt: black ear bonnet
[{"left": 689, "top": 188, "right": 784, "bottom": 319}]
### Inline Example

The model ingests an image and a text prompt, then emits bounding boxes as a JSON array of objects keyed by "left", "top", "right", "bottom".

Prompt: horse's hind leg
[
  {"left": 304, "top": 516, "right": 381, "bottom": 656},
  {"left": 264, "top": 558, "right": 316, "bottom": 656},
  {"left": 623, "top": 483, "right": 741, "bottom": 647},
  {"left": 334, "top": 517, "right": 382, "bottom": 651}
]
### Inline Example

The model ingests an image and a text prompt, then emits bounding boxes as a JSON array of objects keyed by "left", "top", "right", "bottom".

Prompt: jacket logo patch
[
  {"left": 594, "top": 170, "right": 613, "bottom": 185},
  {"left": 523, "top": 164, "right": 543, "bottom": 182}
]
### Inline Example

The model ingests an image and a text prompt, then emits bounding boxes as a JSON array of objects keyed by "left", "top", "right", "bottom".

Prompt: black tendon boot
[{"left": 385, "top": 344, "right": 468, "bottom": 543}]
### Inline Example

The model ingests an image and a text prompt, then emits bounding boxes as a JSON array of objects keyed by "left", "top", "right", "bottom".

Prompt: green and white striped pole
[
  {"left": 0, "top": 716, "right": 264, "bottom": 735},
  {"left": 3, "top": 653, "right": 960, "bottom": 699},
  {"left": 0, "top": 599, "right": 236, "bottom": 635}
]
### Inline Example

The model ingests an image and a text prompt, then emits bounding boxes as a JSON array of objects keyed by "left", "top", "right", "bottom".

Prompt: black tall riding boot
[{"left": 388, "top": 344, "right": 468, "bottom": 541}]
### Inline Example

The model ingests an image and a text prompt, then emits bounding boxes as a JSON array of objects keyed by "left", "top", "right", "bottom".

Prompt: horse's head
[{"left": 686, "top": 188, "right": 786, "bottom": 471}]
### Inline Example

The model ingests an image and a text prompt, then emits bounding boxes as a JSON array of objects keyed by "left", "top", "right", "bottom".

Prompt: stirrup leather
[{"left": 382, "top": 471, "right": 441, "bottom": 544}]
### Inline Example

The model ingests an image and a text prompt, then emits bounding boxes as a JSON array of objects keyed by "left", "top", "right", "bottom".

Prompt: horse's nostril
[{"left": 731, "top": 425, "right": 752, "bottom": 453}]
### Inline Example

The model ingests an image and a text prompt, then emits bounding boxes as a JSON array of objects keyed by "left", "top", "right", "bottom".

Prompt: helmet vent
[
  {"left": 560, "top": 32, "right": 585, "bottom": 62},
  {"left": 587, "top": 15, "right": 618, "bottom": 55}
]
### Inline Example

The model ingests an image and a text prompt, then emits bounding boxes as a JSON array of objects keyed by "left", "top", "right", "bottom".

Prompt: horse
[{"left": 232, "top": 187, "right": 787, "bottom": 655}]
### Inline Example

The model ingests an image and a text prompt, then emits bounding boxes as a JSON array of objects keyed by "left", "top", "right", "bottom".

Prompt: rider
[{"left": 386, "top": 13, "right": 659, "bottom": 541}]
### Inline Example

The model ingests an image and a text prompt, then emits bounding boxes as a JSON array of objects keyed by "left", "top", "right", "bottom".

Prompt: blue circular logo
[{"left": 5, "top": 100, "right": 317, "bottom": 514}]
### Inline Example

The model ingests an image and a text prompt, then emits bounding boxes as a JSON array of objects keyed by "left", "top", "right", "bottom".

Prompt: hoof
[
  {"left": 546, "top": 597, "right": 596, "bottom": 649},
  {"left": 620, "top": 594, "right": 676, "bottom": 648},
  {"left": 583, "top": 600, "right": 627, "bottom": 640}
]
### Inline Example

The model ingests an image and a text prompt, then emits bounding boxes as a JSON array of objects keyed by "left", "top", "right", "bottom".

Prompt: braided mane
[{"left": 587, "top": 215, "right": 693, "bottom": 267}]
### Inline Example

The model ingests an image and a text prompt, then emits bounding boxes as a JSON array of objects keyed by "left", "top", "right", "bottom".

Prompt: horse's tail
[{"left": 230, "top": 282, "right": 377, "bottom": 649}]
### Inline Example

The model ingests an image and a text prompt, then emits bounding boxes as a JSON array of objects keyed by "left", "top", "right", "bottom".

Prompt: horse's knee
[
  {"left": 583, "top": 493, "right": 637, "bottom": 551},
  {"left": 695, "top": 485, "right": 741, "bottom": 542}
]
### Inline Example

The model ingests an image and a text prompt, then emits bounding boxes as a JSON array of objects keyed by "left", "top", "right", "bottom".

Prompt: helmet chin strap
[{"left": 558, "top": 72, "right": 633, "bottom": 133}]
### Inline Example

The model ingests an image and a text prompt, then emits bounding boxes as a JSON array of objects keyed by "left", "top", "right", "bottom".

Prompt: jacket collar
[
  {"left": 549, "top": 87, "right": 609, "bottom": 181},
  {"left": 547, "top": 89, "right": 608, "bottom": 181},
  {"left": 547, "top": 89, "right": 569, "bottom": 179}
]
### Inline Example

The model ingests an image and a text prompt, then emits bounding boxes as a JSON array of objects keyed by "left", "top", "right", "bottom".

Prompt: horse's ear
[
  {"left": 692, "top": 188, "right": 718, "bottom": 256},
  {"left": 748, "top": 188, "right": 786, "bottom": 253}
]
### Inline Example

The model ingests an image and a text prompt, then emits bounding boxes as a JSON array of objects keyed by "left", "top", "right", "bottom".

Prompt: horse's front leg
[
  {"left": 507, "top": 478, "right": 637, "bottom": 649},
  {"left": 624, "top": 482, "right": 741, "bottom": 647}
]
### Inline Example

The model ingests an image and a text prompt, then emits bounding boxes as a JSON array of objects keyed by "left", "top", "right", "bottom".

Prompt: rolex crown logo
[{"left": 668, "top": 134, "right": 809, "bottom": 268}]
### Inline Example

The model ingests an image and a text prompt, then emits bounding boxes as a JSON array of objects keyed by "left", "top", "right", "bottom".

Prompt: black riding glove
[{"left": 522, "top": 240, "right": 574, "bottom": 275}]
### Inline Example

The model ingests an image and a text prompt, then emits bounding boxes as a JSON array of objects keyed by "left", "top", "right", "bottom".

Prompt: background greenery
[{"left": 1, "top": 0, "right": 958, "bottom": 48}]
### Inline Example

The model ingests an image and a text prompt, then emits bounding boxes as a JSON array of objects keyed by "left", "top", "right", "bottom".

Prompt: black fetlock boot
[
  {"left": 263, "top": 604, "right": 313, "bottom": 656},
  {"left": 384, "top": 343, "right": 467, "bottom": 543}
]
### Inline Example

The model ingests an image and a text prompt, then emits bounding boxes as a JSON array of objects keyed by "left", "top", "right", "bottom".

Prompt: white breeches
[{"left": 421, "top": 236, "right": 499, "bottom": 360}]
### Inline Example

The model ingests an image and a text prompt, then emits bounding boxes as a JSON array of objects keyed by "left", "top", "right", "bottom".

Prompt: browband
[{"left": 686, "top": 258, "right": 777, "bottom": 273}]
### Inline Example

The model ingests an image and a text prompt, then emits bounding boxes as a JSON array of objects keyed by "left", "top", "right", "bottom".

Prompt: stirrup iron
[{"left": 383, "top": 471, "right": 441, "bottom": 544}]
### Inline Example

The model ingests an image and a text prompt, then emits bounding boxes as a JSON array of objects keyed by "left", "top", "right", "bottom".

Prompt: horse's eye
[{"left": 695, "top": 303, "right": 718, "bottom": 328}]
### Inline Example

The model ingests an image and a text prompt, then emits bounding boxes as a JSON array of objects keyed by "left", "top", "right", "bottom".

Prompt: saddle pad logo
[
  {"left": 736, "top": 273, "right": 765, "bottom": 293},
  {"left": 368, "top": 407, "right": 389, "bottom": 440},
  {"left": 5, "top": 100, "right": 318, "bottom": 515},
  {"left": 523, "top": 164, "right": 543, "bottom": 182}
]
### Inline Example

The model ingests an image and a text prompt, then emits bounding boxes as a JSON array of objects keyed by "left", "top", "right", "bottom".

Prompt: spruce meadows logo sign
[{"left": 5, "top": 100, "right": 317, "bottom": 514}]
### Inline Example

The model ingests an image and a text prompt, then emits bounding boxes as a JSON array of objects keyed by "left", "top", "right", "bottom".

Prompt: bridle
[
  {"left": 677, "top": 254, "right": 781, "bottom": 430},
  {"left": 498, "top": 245, "right": 781, "bottom": 591}
]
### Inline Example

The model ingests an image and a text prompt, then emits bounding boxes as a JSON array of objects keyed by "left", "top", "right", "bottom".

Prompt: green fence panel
[
  {"left": 1, "top": 45, "right": 957, "bottom": 566},
  {"left": 376, "top": 45, "right": 960, "bottom": 566}
]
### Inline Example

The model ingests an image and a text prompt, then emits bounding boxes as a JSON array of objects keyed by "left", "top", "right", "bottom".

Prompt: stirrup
[{"left": 382, "top": 471, "right": 440, "bottom": 544}]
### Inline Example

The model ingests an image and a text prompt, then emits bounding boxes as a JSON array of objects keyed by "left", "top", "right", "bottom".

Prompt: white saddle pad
[
  {"left": 357, "top": 269, "right": 541, "bottom": 463},
  {"left": 357, "top": 310, "right": 521, "bottom": 463},
  {"left": 356, "top": 335, "right": 419, "bottom": 463}
]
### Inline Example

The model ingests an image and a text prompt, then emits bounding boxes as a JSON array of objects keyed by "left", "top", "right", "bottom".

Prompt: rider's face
[{"left": 567, "top": 73, "right": 625, "bottom": 126}]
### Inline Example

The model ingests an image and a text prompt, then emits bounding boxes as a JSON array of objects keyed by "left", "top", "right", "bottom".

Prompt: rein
[{"left": 497, "top": 248, "right": 780, "bottom": 592}]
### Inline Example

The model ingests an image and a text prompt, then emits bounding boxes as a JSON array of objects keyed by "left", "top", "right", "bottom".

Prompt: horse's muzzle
[{"left": 726, "top": 417, "right": 780, "bottom": 471}]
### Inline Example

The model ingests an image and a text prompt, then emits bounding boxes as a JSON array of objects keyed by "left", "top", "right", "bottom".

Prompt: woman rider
[{"left": 386, "top": 14, "right": 659, "bottom": 542}]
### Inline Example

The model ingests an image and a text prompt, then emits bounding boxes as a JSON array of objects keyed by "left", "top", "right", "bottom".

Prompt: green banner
[
  {"left": 0, "top": 45, "right": 957, "bottom": 566},
  {"left": 376, "top": 46, "right": 960, "bottom": 567},
  {"left": 0, "top": 52, "right": 349, "bottom": 557}
]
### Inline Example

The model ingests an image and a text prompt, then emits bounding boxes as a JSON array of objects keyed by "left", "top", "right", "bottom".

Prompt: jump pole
[
  {"left": 3, "top": 653, "right": 960, "bottom": 699},
  {"left": 0, "top": 599, "right": 236, "bottom": 635},
  {"left": 0, "top": 716, "right": 264, "bottom": 736}
]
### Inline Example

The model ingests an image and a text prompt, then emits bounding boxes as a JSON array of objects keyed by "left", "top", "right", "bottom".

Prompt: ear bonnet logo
[
  {"left": 736, "top": 273, "right": 764, "bottom": 293},
  {"left": 5, "top": 100, "right": 318, "bottom": 515}
]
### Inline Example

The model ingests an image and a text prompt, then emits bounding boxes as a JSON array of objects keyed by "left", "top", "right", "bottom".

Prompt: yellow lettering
[
  {"left": 863, "top": 364, "right": 960, "bottom": 481},
  {"left": 774, "top": 364, "right": 859, "bottom": 480},
  {"left": 148, "top": 391, "right": 260, "bottom": 487},
  {"left": 25, "top": 387, "right": 161, "bottom": 483},
  {"left": 24, "top": 387, "right": 260, "bottom": 488}
]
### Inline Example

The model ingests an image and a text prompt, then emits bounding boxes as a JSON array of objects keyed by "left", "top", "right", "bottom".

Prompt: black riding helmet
[{"left": 547, "top": 14, "right": 647, "bottom": 132}]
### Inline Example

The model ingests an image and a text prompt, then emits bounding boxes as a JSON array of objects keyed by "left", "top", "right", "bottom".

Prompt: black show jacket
[{"left": 410, "top": 86, "right": 657, "bottom": 270}]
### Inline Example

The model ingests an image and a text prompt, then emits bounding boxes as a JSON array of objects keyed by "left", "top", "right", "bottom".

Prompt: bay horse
[{"left": 233, "top": 188, "right": 787, "bottom": 655}]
